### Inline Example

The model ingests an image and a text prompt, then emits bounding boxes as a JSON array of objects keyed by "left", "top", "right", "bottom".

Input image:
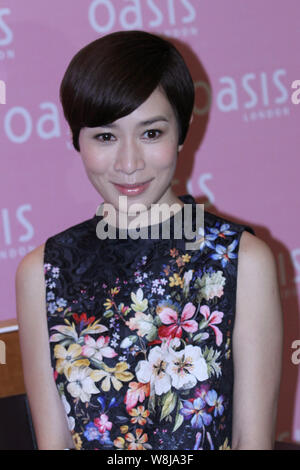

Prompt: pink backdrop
[{"left": 0, "top": 0, "right": 299, "bottom": 445}]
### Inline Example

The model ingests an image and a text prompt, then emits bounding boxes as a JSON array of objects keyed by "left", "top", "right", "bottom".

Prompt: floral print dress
[{"left": 43, "top": 194, "right": 255, "bottom": 450}]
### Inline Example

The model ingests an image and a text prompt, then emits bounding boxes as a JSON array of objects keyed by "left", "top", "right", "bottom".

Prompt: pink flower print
[
  {"left": 199, "top": 305, "right": 223, "bottom": 346},
  {"left": 81, "top": 335, "right": 118, "bottom": 361},
  {"left": 94, "top": 413, "right": 112, "bottom": 433},
  {"left": 158, "top": 302, "right": 198, "bottom": 342}
]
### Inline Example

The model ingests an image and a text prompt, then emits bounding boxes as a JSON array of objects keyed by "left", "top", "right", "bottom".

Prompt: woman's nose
[{"left": 113, "top": 139, "right": 145, "bottom": 174}]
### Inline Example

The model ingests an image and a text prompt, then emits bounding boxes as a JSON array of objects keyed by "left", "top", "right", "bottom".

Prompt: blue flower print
[
  {"left": 205, "top": 389, "right": 224, "bottom": 417},
  {"left": 210, "top": 239, "right": 238, "bottom": 268},
  {"left": 180, "top": 397, "right": 213, "bottom": 428},
  {"left": 84, "top": 422, "right": 101, "bottom": 441}
]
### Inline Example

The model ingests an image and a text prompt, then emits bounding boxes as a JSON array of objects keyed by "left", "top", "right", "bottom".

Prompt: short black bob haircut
[{"left": 60, "top": 30, "right": 195, "bottom": 152}]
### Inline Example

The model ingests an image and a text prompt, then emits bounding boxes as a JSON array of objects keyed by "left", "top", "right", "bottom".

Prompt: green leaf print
[
  {"left": 131, "top": 288, "right": 148, "bottom": 312},
  {"left": 202, "top": 346, "right": 222, "bottom": 378},
  {"left": 172, "top": 399, "right": 184, "bottom": 433},
  {"left": 160, "top": 390, "right": 177, "bottom": 421},
  {"left": 103, "top": 309, "right": 114, "bottom": 318}
]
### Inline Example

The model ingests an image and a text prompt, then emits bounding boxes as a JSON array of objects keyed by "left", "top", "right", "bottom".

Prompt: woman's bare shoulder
[
  {"left": 237, "top": 229, "right": 280, "bottom": 316},
  {"left": 239, "top": 229, "right": 276, "bottom": 265},
  {"left": 15, "top": 243, "right": 46, "bottom": 285}
]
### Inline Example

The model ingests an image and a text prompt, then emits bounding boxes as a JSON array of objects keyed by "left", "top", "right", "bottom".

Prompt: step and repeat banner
[{"left": 0, "top": 0, "right": 299, "bottom": 445}]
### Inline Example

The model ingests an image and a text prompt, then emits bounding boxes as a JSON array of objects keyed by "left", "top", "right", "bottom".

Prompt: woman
[{"left": 15, "top": 30, "right": 283, "bottom": 450}]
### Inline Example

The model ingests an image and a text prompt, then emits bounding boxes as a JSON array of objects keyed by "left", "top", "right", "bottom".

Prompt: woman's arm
[
  {"left": 231, "top": 231, "right": 283, "bottom": 450},
  {"left": 15, "top": 244, "right": 75, "bottom": 450}
]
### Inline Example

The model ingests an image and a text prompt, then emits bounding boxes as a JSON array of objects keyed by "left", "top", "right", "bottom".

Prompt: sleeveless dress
[{"left": 43, "top": 194, "right": 255, "bottom": 450}]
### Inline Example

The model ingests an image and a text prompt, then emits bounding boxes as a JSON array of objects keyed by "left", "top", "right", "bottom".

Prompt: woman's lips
[{"left": 113, "top": 179, "right": 152, "bottom": 196}]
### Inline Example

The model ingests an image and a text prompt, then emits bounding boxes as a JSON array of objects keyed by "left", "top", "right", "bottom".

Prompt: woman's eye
[
  {"left": 144, "top": 129, "right": 162, "bottom": 139},
  {"left": 94, "top": 133, "right": 114, "bottom": 142},
  {"left": 93, "top": 130, "right": 162, "bottom": 142}
]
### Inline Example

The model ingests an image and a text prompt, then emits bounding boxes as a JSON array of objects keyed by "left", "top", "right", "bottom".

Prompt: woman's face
[{"left": 78, "top": 86, "right": 187, "bottom": 226}]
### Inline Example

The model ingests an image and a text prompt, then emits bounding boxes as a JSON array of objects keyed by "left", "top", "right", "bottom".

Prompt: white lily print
[
  {"left": 135, "top": 346, "right": 172, "bottom": 396},
  {"left": 64, "top": 365, "right": 101, "bottom": 402},
  {"left": 166, "top": 344, "right": 209, "bottom": 390}
]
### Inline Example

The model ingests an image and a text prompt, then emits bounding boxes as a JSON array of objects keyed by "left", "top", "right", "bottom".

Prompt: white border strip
[{"left": 0, "top": 325, "right": 19, "bottom": 334}]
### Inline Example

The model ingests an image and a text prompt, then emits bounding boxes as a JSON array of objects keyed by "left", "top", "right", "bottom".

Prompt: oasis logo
[
  {"left": 0, "top": 79, "right": 6, "bottom": 104},
  {"left": 0, "top": 7, "right": 14, "bottom": 60},
  {"left": 194, "top": 69, "right": 290, "bottom": 123},
  {"left": 88, "top": 0, "right": 196, "bottom": 33},
  {"left": 0, "top": 205, "right": 35, "bottom": 260},
  {"left": 217, "top": 69, "right": 288, "bottom": 111},
  {"left": 0, "top": 8, "right": 12, "bottom": 46},
  {"left": 216, "top": 69, "right": 290, "bottom": 122}
]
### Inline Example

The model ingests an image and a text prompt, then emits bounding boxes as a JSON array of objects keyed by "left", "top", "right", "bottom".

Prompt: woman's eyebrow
[
  {"left": 138, "top": 116, "right": 169, "bottom": 126},
  {"left": 98, "top": 116, "right": 169, "bottom": 129}
]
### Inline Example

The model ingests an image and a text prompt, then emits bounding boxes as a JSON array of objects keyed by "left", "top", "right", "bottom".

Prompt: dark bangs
[{"left": 59, "top": 30, "right": 194, "bottom": 152}]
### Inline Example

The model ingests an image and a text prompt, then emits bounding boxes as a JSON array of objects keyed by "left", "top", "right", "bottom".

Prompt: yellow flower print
[
  {"left": 219, "top": 437, "right": 231, "bottom": 450},
  {"left": 95, "top": 362, "right": 134, "bottom": 392},
  {"left": 114, "top": 428, "right": 149, "bottom": 450},
  {"left": 125, "top": 428, "right": 149, "bottom": 450},
  {"left": 114, "top": 436, "right": 126, "bottom": 449},
  {"left": 110, "top": 287, "right": 120, "bottom": 296},
  {"left": 169, "top": 272, "right": 184, "bottom": 288},
  {"left": 54, "top": 343, "right": 89, "bottom": 374},
  {"left": 104, "top": 299, "right": 114, "bottom": 310},
  {"left": 72, "top": 432, "right": 82, "bottom": 450},
  {"left": 120, "top": 425, "right": 129, "bottom": 434},
  {"left": 129, "top": 406, "right": 150, "bottom": 425},
  {"left": 182, "top": 254, "right": 191, "bottom": 263}
]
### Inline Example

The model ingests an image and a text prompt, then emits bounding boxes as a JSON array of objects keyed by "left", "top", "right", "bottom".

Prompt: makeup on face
[{"left": 112, "top": 178, "right": 154, "bottom": 196}]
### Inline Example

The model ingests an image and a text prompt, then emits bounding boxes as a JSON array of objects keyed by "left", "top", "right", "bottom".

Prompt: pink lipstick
[{"left": 113, "top": 179, "right": 152, "bottom": 196}]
